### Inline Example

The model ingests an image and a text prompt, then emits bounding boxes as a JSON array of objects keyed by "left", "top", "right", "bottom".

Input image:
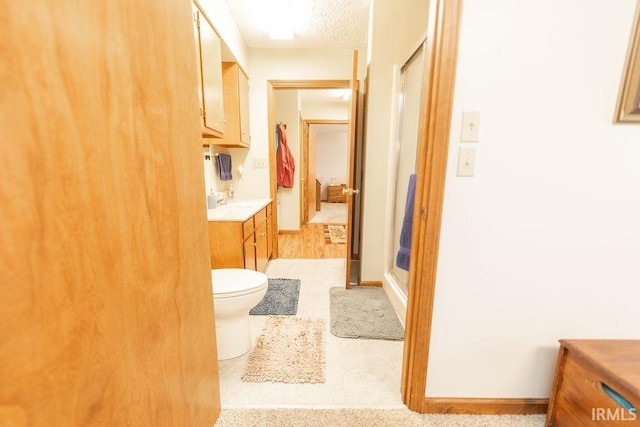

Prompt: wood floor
[{"left": 277, "top": 223, "right": 347, "bottom": 259}]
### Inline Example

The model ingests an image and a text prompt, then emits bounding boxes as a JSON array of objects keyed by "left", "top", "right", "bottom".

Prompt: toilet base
[{"left": 214, "top": 309, "right": 252, "bottom": 360}]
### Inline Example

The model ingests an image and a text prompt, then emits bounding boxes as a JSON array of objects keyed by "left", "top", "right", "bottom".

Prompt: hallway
[
  {"left": 216, "top": 258, "right": 404, "bottom": 408},
  {"left": 277, "top": 225, "right": 347, "bottom": 259}
]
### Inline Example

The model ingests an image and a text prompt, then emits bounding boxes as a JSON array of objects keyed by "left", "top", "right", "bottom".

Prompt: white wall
[
  {"left": 360, "top": 0, "right": 430, "bottom": 317},
  {"left": 274, "top": 90, "right": 301, "bottom": 231},
  {"left": 233, "top": 48, "right": 363, "bottom": 202},
  {"left": 426, "top": 0, "right": 640, "bottom": 398},
  {"left": 301, "top": 102, "right": 350, "bottom": 121},
  {"left": 315, "top": 129, "right": 349, "bottom": 199}
]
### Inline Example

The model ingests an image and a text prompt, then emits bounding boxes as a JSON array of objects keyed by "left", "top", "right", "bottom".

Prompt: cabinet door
[
  {"left": 238, "top": 68, "right": 250, "bottom": 144},
  {"left": 194, "top": 6, "right": 225, "bottom": 137},
  {"left": 255, "top": 221, "right": 268, "bottom": 272},
  {"left": 243, "top": 236, "right": 257, "bottom": 270},
  {"left": 215, "top": 62, "right": 250, "bottom": 148},
  {"left": 266, "top": 213, "right": 273, "bottom": 259}
]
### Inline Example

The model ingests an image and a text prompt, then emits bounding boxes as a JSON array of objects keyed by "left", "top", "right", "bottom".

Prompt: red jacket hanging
[{"left": 276, "top": 122, "right": 295, "bottom": 188}]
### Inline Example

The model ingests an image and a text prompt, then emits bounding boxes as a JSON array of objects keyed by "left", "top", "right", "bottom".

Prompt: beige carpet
[
  {"left": 214, "top": 408, "right": 546, "bottom": 427},
  {"left": 310, "top": 202, "right": 347, "bottom": 224},
  {"left": 241, "top": 316, "right": 325, "bottom": 384}
]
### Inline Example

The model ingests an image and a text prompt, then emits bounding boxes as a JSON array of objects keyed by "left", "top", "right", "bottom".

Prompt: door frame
[
  {"left": 301, "top": 119, "right": 349, "bottom": 226},
  {"left": 267, "top": 79, "right": 350, "bottom": 260},
  {"left": 401, "top": 0, "right": 463, "bottom": 412}
]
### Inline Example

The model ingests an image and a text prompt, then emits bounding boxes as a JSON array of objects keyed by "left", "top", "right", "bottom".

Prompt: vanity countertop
[{"left": 207, "top": 199, "right": 272, "bottom": 222}]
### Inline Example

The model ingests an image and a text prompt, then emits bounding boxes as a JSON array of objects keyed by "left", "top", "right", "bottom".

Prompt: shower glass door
[{"left": 389, "top": 41, "right": 426, "bottom": 296}]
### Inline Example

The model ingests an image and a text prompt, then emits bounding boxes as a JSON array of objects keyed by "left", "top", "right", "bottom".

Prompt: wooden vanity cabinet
[
  {"left": 212, "top": 62, "right": 250, "bottom": 147},
  {"left": 192, "top": 2, "right": 225, "bottom": 138},
  {"left": 208, "top": 206, "right": 270, "bottom": 272},
  {"left": 266, "top": 203, "right": 274, "bottom": 259}
]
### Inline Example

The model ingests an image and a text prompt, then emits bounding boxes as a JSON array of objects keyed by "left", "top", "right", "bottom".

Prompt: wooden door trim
[
  {"left": 401, "top": 0, "right": 463, "bottom": 412},
  {"left": 269, "top": 80, "right": 350, "bottom": 89},
  {"left": 268, "top": 80, "right": 354, "bottom": 259},
  {"left": 301, "top": 120, "right": 349, "bottom": 226},
  {"left": 423, "top": 398, "right": 549, "bottom": 415}
]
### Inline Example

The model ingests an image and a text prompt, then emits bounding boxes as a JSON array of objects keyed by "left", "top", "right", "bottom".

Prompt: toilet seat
[{"left": 211, "top": 268, "right": 268, "bottom": 299}]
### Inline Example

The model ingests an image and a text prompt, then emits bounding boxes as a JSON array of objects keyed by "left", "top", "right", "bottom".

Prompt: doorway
[{"left": 267, "top": 76, "right": 361, "bottom": 289}]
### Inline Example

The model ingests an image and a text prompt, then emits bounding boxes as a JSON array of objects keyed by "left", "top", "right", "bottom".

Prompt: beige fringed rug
[{"left": 241, "top": 316, "right": 325, "bottom": 384}]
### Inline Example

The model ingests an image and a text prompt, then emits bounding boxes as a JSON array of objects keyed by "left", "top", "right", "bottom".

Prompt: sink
[{"left": 224, "top": 203, "right": 253, "bottom": 208}]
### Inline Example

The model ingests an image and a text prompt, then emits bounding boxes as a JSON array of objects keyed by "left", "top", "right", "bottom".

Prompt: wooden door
[
  {"left": 307, "top": 124, "right": 318, "bottom": 222},
  {"left": 0, "top": 1, "right": 221, "bottom": 425},
  {"left": 345, "top": 50, "right": 360, "bottom": 289}
]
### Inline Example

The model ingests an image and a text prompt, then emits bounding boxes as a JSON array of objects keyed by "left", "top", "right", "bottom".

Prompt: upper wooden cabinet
[
  {"left": 212, "top": 62, "right": 251, "bottom": 148},
  {"left": 192, "top": 3, "right": 225, "bottom": 138}
]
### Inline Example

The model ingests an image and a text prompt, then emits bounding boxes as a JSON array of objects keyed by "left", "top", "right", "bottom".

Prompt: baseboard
[
  {"left": 422, "top": 398, "right": 548, "bottom": 415},
  {"left": 278, "top": 230, "right": 300, "bottom": 234},
  {"left": 359, "top": 281, "right": 383, "bottom": 287}
]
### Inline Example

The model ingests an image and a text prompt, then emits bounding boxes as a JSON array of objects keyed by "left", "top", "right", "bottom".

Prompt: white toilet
[{"left": 211, "top": 268, "right": 268, "bottom": 360}]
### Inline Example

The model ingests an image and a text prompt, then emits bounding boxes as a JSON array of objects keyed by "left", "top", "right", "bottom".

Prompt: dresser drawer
[
  {"left": 547, "top": 340, "right": 640, "bottom": 426},
  {"left": 254, "top": 207, "right": 267, "bottom": 227},
  {"left": 242, "top": 217, "right": 254, "bottom": 239},
  {"left": 327, "top": 185, "right": 346, "bottom": 203}
]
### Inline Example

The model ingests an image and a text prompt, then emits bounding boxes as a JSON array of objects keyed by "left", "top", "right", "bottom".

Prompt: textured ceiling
[{"left": 223, "top": 0, "right": 371, "bottom": 49}]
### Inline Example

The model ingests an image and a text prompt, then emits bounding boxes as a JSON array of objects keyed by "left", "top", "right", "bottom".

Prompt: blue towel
[
  {"left": 396, "top": 174, "right": 416, "bottom": 271},
  {"left": 216, "top": 154, "right": 233, "bottom": 181}
]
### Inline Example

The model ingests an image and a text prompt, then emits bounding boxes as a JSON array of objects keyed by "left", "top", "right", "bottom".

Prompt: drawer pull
[{"left": 600, "top": 382, "right": 636, "bottom": 412}]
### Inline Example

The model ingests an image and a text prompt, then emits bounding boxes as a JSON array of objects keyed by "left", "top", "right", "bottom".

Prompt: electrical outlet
[
  {"left": 252, "top": 158, "right": 267, "bottom": 169},
  {"left": 457, "top": 147, "right": 477, "bottom": 177}
]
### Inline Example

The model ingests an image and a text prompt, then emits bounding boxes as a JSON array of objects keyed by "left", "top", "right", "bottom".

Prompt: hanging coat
[{"left": 276, "top": 122, "right": 295, "bottom": 188}]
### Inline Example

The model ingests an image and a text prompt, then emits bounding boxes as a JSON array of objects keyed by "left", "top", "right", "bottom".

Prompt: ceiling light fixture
[
  {"left": 269, "top": 28, "right": 294, "bottom": 40},
  {"left": 267, "top": 0, "right": 295, "bottom": 40}
]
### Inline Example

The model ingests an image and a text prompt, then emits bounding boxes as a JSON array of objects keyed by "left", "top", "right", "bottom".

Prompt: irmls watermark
[{"left": 592, "top": 407, "right": 637, "bottom": 421}]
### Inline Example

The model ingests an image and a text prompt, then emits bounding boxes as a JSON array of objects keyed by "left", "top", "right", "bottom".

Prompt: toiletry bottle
[
  {"left": 207, "top": 189, "right": 217, "bottom": 209},
  {"left": 229, "top": 184, "right": 234, "bottom": 201}
]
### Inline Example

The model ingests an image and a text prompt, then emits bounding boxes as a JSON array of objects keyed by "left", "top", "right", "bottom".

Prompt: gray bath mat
[
  {"left": 250, "top": 278, "right": 301, "bottom": 315},
  {"left": 329, "top": 287, "right": 404, "bottom": 340}
]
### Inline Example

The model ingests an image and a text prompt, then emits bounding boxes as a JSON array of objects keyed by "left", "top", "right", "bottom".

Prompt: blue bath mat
[{"left": 250, "top": 278, "right": 301, "bottom": 315}]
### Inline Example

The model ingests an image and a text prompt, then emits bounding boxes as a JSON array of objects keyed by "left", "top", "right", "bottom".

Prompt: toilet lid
[{"left": 211, "top": 268, "right": 268, "bottom": 296}]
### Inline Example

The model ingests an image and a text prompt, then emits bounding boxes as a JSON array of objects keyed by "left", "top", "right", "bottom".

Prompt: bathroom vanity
[{"left": 207, "top": 199, "right": 273, "bottom": 272}]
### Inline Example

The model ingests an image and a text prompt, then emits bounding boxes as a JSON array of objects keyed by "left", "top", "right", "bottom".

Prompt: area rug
[
  {"left": 249, "top": 278, "right": 300, "bottom": 315},
  {"left": 242, "top": 316, "right": 325, "bottom": 384},
  {"left": 323, "top": 224, "right": 347, "bottom": 244},
  {"left": 329, "top": 287, "right": 404, "bottom": 340}
]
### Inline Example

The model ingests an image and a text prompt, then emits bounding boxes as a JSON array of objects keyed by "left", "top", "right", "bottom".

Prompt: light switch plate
[
  {"left": 457, "top": 147, "right": 477, "bottom": 177},
  {"left": 461, "top": 111, "right": 480, "bottom": 142}
]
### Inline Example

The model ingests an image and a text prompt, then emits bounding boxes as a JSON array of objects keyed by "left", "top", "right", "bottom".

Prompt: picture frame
[{"left": 615, "top": 1, "right": 640, "bottom": 123}]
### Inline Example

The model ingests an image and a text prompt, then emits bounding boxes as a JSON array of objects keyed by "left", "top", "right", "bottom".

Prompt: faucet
[{"left": 216, "top": 193, "right": 227, "bottom": 206}]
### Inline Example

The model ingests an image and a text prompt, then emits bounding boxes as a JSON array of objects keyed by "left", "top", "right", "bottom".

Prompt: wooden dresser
[
  {"left": 546, "top": 340, "right": 639, "bottom": 426},
  {"left": 327, "top": 184, "right": 346, "bottom": 203}
]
